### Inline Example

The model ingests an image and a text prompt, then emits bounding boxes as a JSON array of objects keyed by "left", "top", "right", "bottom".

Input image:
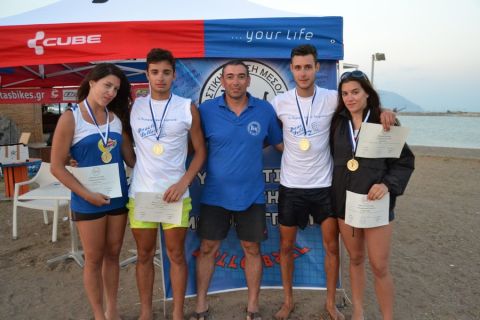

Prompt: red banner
[
  {"left": 0, "top": 88, "right": 77, "bottom": 104},
  {"left": 0, "top": 20, "right": 204, "bottom": 68},
  {"left": 0, "top": 85, "right": 149, "bottom": 104}
]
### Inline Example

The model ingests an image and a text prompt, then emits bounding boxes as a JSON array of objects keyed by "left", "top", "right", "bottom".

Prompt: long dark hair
[
  {"left": 330, "top": 71, "right": 382, "bottom": 151},
  {"left": 77, "top": 63, "right": 132, "bottom": 137}
]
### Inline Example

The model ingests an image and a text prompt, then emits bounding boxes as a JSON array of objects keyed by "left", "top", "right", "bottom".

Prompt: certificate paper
[
  {"left": 345, "top": 190, "right": 390, "bottom": 228},
  {"left": 134, "top": 192, "right": 183, "bottom": 225},
  {"left": 72, "top": 163, "right": 122, "bottom": 198},
  {"left": 356, "top": 123, "right": 409, "bottom": 158}
]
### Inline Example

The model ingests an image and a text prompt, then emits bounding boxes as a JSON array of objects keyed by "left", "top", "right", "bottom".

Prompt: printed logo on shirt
[
  {"left": 199, "top": 60, "right": 288, "bottom": 104},
  {"left": 137, "top": 123, "right": 160, "bottom": 139},
  {"left": 247, "top": 121, "right": 261, "bottom": 136}
]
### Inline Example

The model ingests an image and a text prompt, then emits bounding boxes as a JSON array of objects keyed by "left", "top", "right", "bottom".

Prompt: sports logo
[
  {"left": 62, "top": 89, "right": 77, "bottom": 101},
  {"left": 27, "top": 31, "right": 102, "bottom": 55},
  {"left": 199, "top": 60, "right": 288, "bottom": 104},
  {"left": 247, "top": 121, "right": 261, "bottom": 136}
]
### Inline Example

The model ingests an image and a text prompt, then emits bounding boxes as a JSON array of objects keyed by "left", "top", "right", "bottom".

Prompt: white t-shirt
[
  {"left": 129, "top": 94, "right": 192, "bottom": 198},
  {"left": 272, "top": 86, "right": 337, "bottom": 188}
]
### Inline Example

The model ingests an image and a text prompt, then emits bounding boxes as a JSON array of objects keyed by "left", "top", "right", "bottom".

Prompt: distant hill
[{"left": 378, "top": 90, "right": 424, "bottom": 112}]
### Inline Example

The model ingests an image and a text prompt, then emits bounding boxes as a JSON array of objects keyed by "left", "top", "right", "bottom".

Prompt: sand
[{"left": 1, "top": 146, "right": 479, "bottom": 319}]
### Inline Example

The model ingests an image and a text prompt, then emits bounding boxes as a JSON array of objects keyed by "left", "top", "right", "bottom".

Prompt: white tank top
[
  {"left": 129, "top": 94, "right": 192, "bottom": 198},
  {"left": 272, "top": 86, "right": 337, "bottom": 188},
  {"left": 71, "top": 103, "right": 122, "bottom": 146}
]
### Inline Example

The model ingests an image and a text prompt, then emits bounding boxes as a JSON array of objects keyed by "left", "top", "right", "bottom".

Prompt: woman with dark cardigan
[{"left": 330, "top": 70, "right": 414, "bottom": 320}]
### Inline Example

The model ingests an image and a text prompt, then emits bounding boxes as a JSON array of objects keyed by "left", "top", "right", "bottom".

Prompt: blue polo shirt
[{"left": 199, "top": 93, "right": 283, "bottom": 211}]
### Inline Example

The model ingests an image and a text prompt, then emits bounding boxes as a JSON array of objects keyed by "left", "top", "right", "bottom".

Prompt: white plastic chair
[{"left": 12, "top": 162, "right": 69, "bottom": 242}]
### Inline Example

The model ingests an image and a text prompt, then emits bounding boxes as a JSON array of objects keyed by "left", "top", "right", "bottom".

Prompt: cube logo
[{"left": 27, "top": 31, "right": 102, "bottom": 55}]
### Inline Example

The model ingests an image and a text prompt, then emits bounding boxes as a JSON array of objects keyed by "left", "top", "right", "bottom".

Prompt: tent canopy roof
[{"left": 0, "top": 1, "right": 343, "bottom": 88}]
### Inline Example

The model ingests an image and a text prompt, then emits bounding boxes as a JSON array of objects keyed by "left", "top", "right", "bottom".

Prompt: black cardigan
[{"left": 330, "top": 111, "right": 415, "bottom": 220}]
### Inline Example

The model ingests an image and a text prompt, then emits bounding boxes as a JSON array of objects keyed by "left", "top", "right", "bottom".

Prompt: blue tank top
[{"left": 69, "top": 104, "right": 128, "bottom": 214}]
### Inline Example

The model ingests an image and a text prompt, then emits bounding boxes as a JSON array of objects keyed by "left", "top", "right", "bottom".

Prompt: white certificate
[
  {"left": 345, "top": 190, "right": 390, "bottom": 228},
  {"left": 72, "top": 163, "right": 122, "bottom": 198},
  {"left": 356, "top": 123, "right": 409, "bottom": 158},
  {"left": 134, "top": 192, "right": 183, "bottom": 225}
]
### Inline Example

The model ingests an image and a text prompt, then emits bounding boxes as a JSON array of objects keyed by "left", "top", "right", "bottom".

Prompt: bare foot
[
  {"left": 351, "top": 309, "right": 365, "bottom": 320},
  {"left": 138, "top": 310, "right": 153, "bottom": 320},
  {"left": 104, "top": 311, "right": 121, "bottom": 320},
  {"left": 324, "top": 305, "right": 345, "bottom": 320},
  {"left": 172, "top": 313, "right": 184, "bottom": 320},
  {"left": 274, "top": 303, "right": 295, "bottom": 320}
]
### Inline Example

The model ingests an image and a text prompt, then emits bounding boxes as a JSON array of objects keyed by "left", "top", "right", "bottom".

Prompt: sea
[{"left": 398, "top": 115, "right": 480, "bottom": 149}]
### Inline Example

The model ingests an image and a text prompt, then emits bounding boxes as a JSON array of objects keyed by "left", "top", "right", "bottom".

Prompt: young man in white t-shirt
[
  {"left": 271, "top": 45, "right": 395, "bottom": 320},
  {"left": 128, "top": 48, "right": 206, "bottom": 320},
  {"left": 271, "top": 44, "right": 344, "bottom": 320}
]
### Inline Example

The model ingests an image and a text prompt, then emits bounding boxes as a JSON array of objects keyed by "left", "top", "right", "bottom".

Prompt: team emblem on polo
[{"left": 247, "top": 121, "right": 261, "bottom": 136}]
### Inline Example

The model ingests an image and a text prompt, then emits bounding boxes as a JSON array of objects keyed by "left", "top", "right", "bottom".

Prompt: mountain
[{"left": 378, "top": 90, "right": 424, "bottom": 112}]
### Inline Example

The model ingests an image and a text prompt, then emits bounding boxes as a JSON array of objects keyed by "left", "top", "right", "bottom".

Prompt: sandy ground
[{"left": 1, "top": 146, "right": 479, "bottom": 320}]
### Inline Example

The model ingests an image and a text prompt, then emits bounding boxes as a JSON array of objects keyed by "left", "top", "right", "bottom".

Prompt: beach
[{"left": 1, "top": 146, "right": 479, "bottom": 320}]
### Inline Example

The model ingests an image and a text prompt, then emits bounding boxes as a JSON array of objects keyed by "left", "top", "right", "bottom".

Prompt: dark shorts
[
  {"left": 197, "top": 204, "right": 267, "bottom": 242},
  {"left": 71, "top": 207, "right": 127, "bottom": 221},
  {"left": 278, "top": 185, "right": 335, "bottom": 229}
]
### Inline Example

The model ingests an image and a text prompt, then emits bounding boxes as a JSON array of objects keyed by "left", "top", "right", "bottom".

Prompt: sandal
[
  {"left": 246, "top": 309, "right": 262, "bottom": 320},
  {"left": 191, "top": 308, "right": 210, "bottom": 320}
]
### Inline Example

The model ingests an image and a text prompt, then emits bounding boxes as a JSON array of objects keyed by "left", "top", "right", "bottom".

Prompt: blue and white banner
[{"left": 204, "top": 17, "right": 343, "bottom": 60}]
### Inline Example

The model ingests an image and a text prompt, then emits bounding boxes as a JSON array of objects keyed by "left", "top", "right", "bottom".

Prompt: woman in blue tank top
[{"left": 51, "top": 63, "right": 135, "bottom": 320}]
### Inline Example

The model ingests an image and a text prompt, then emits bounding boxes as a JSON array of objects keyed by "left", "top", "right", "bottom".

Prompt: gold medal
[
  {"left": 299, "top": 138, "right": 310, "bottom": 151},
  {"left": 152, "top": 143, "right": 164, "bottom": 155},
  {"left": 347, "top": 158, "right": 359, "bottom": 171},
  {"left": 97, "top": 139, "right": 107, "bottom": 153},
  {"left": 101, "top": 151, "right": 112, "bottom": 163}
]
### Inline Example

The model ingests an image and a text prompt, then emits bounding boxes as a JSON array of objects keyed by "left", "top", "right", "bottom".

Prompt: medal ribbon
[
  {"left": 348, "top": 109, "right": 370, "bottom": 156},
  {"left": 84, "top": 99, "right": 110, "bottom": 147},
  {"left": 295, "top": 88, "right": 316, "bottom": 137},
  {"left": 149, "top": 93, "right": 173, "bottom": 142}
]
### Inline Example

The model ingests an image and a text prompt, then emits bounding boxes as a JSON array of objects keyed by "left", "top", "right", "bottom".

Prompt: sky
[{"left": 251, "top": 0, "right": 480, "bottom": 112}]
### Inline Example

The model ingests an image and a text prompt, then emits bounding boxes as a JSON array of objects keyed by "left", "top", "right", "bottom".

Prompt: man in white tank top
[
  {"left": 271, "top": 44, "right": 344, "bottom": 320},
  {"left": 128, "top": 49, "right": 206, "bottom": 320}
]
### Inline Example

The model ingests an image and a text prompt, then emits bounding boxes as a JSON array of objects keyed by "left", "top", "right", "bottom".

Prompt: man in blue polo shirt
[{"left": 192, "top": 60, "right": 283, "bottom": 320}]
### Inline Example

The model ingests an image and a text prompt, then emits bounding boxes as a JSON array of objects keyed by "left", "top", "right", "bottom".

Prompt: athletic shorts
[
  {"left": 197, "top": 203, "right": 267, "bottom": 242},
  {"left": 278, "top": 185, "right": 335, "bottom": 229},
  {"left": 71, "top": 207, "right": 127, "bottom": 221},
  {"left": 127, "top": 197, "right": 191, "bottom": 230}
]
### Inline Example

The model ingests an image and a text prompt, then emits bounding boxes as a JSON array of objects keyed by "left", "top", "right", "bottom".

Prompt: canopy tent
[
  {"left": 0, "top": 0, "right": 343, "bottom": 89},
  {"left": 0, "top": 0, "right": 347, "bottom": 299}
]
